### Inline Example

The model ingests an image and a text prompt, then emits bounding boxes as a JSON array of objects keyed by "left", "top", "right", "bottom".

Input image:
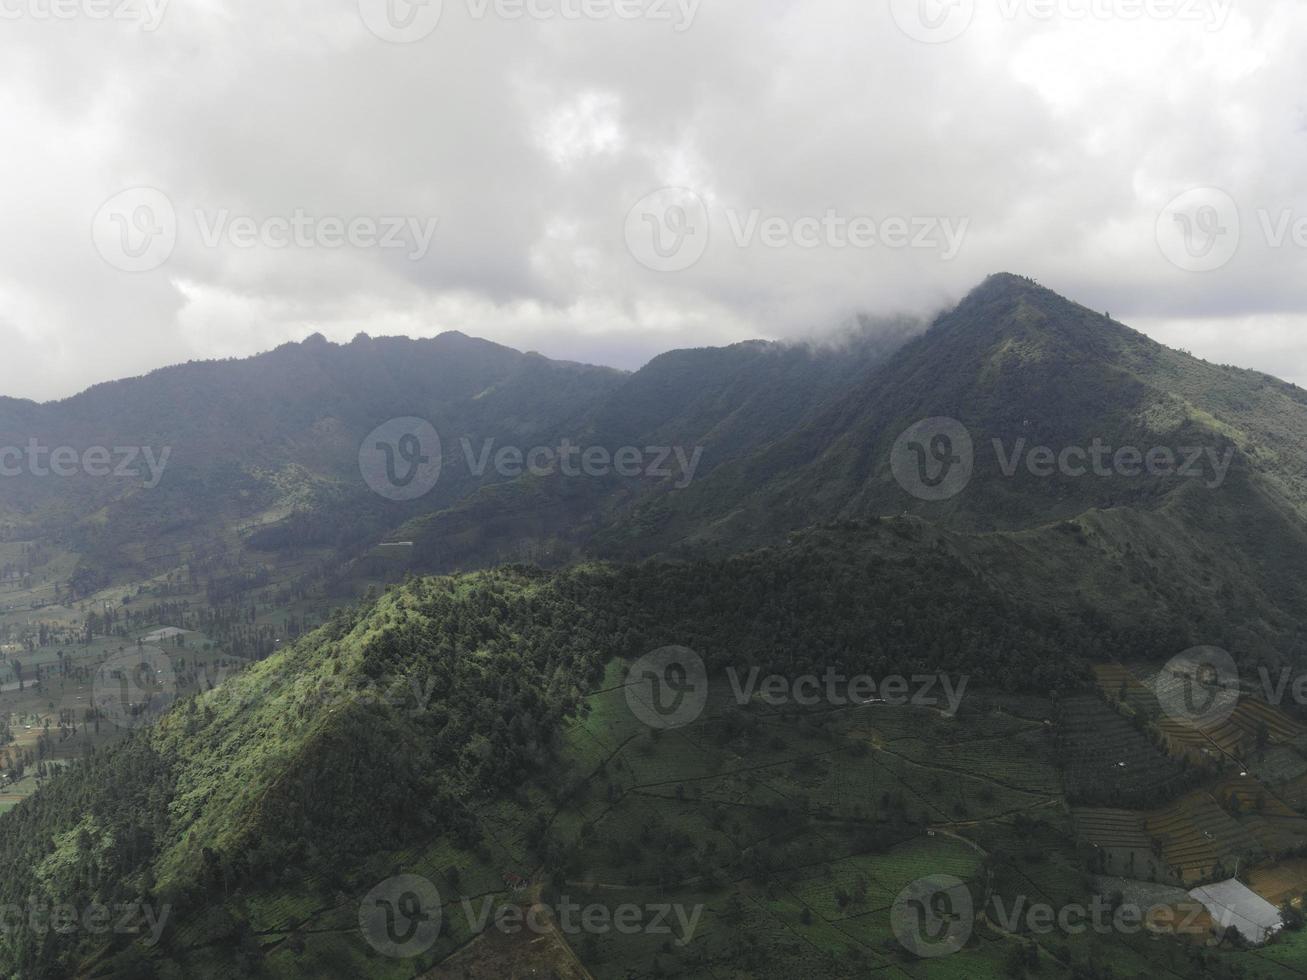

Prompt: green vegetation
[
  {"left": 0, "top": 524, "right": 1099, "bottom": 977},
  {"left": 0, "top": 520, "right": 1302, "bottom": 977}
]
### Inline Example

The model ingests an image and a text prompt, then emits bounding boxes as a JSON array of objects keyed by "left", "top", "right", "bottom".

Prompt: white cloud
[{"left": 0, "top": 0, "right": 1305, "bottom": 399}]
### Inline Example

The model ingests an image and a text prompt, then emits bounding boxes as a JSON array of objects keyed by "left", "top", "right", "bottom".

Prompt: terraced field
[
  {"left": 1277, "top": 771, "right": 1307, "bottom": 812},
  {"left": 1145, "top": 791, "right": 1262, "bottom": 885},
  {"left": 1248, "top": 859, "right": 1307, "bottom": 909},
  {"left": 1093, "top": 663, "right": 1162, "bottom": 716},
  {"left": 1211, "top": 773, "right": 1307, "bottom": 855},
  {"left": 1058, "top": 695, "right": 1190, "bottom": 806},
  {"left": 1072, "top": 807, "right": 1165, "bottom": 880},
  {"left": 1073, "top": 807, "right": 1151, "bottom": 849},
  {"left": 1157, "top": 697, "right": 1307, "bottom": 765},
  {"left": 1253, "top": 745, "right": 1307, "bottom": 788},
  {"left": 95, "top": 658, "right": 1307, "bottom": 980}
]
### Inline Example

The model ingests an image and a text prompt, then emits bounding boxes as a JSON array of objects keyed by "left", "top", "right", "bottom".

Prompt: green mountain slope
[
  {"left": 625, "top": 274, "right": 1307, "bottom": 539},
  {"left": 392, "top": 276, "right": 1307, "bottom": 663},
  {"left": 580, "top": 276, "right": 1307, "bottom": 658},
  {"left": 0, "top": 523, "right": 1103, "bottom": 977},
  {"left": 3, "top": 521, "right": 1305, "bottom": 978}
]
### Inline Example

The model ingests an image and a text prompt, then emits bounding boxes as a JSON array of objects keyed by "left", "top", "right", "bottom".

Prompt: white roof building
[
  {"left": 1188, "top": 878, "right": 1284, "bottom": 945},
  {"left": 142, "top": 627, "right": 194, "bottom": 643}
]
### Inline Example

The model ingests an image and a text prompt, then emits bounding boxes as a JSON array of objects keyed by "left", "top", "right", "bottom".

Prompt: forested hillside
[{"left": 0, "top": 522, "right": 1102, "bottom": 977}]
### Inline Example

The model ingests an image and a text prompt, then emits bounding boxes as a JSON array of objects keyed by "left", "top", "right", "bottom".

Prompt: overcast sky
[{"left": 0, "top": 0, "right": 1304, "bottom": 401}]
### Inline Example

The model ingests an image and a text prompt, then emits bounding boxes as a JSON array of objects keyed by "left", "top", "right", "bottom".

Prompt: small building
[
  {"left": 142, "top": 626, "right": 195, "bottom": 644},
  {"left": 502, "top": 872, "right": 530, "bottom": 893}
]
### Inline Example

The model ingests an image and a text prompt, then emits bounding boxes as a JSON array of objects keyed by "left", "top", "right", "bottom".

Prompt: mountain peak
[
  {"left": 933, "top": 273, "right": 1136, "bottom": 357},
  {"left": 962, "top": 272, "right": 1064, "bottom": 310}
]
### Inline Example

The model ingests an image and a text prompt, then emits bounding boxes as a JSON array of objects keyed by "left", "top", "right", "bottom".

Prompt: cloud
[{"left": 0, "top": 0, "right": 1304, "bottom": 400}]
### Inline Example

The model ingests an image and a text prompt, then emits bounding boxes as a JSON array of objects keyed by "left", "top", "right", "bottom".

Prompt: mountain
[
  {"left": 774, "top": 274, "right": 1307, "bottom": 657},
  {"left": 404, "top": 275, "right": 1307, "bottom": 660},
  {"left": 591, "top": 273, "right": 1307, "bottom": 541},
  {"left": 7, "top": 275, "right": 1307, "bottom": 978},
  {"left": 10, "top": 272, "right": 1307, "bottom": 658},
  {"left": 0, "top": 331, "right": 627, "bottom": 595},
  {"left": 0, "top": 317, "right": 920, "bottom": 594},
  {"left": 3, "top": 518, "right": 1304, "bottom": 978},
  {"left": 0, "top": 526, "right": 1123, "bottom": 978},
  {"left": 395, "top": 321, "right": 919, "bottom": 569}
]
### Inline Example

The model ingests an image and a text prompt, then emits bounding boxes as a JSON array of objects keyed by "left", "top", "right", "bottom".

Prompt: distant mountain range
[
  {"left": 6, "top": 273, "right": 1307, "bottom": 657},
  {"left": 0, "top": 304, "right": 913, "bottom": 590}
]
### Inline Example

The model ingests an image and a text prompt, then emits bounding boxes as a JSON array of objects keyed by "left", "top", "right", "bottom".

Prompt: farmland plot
[
  {"left": 1058, "top": 696, "right": 1190, "bottom": 806},
  {"left": 1145, "top": 791, "right": 1262, "bottom": 885}
]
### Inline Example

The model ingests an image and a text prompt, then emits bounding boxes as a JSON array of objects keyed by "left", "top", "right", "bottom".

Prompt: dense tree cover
[
  {"left": 0, "top": 734, "right": 174, "bottom": 975},
  {"left": 572, "top": 524, "right": 1095, "bottom": 693},
  {"left": 0, "top": 523, "right": 1117, "bottom": 976}
]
